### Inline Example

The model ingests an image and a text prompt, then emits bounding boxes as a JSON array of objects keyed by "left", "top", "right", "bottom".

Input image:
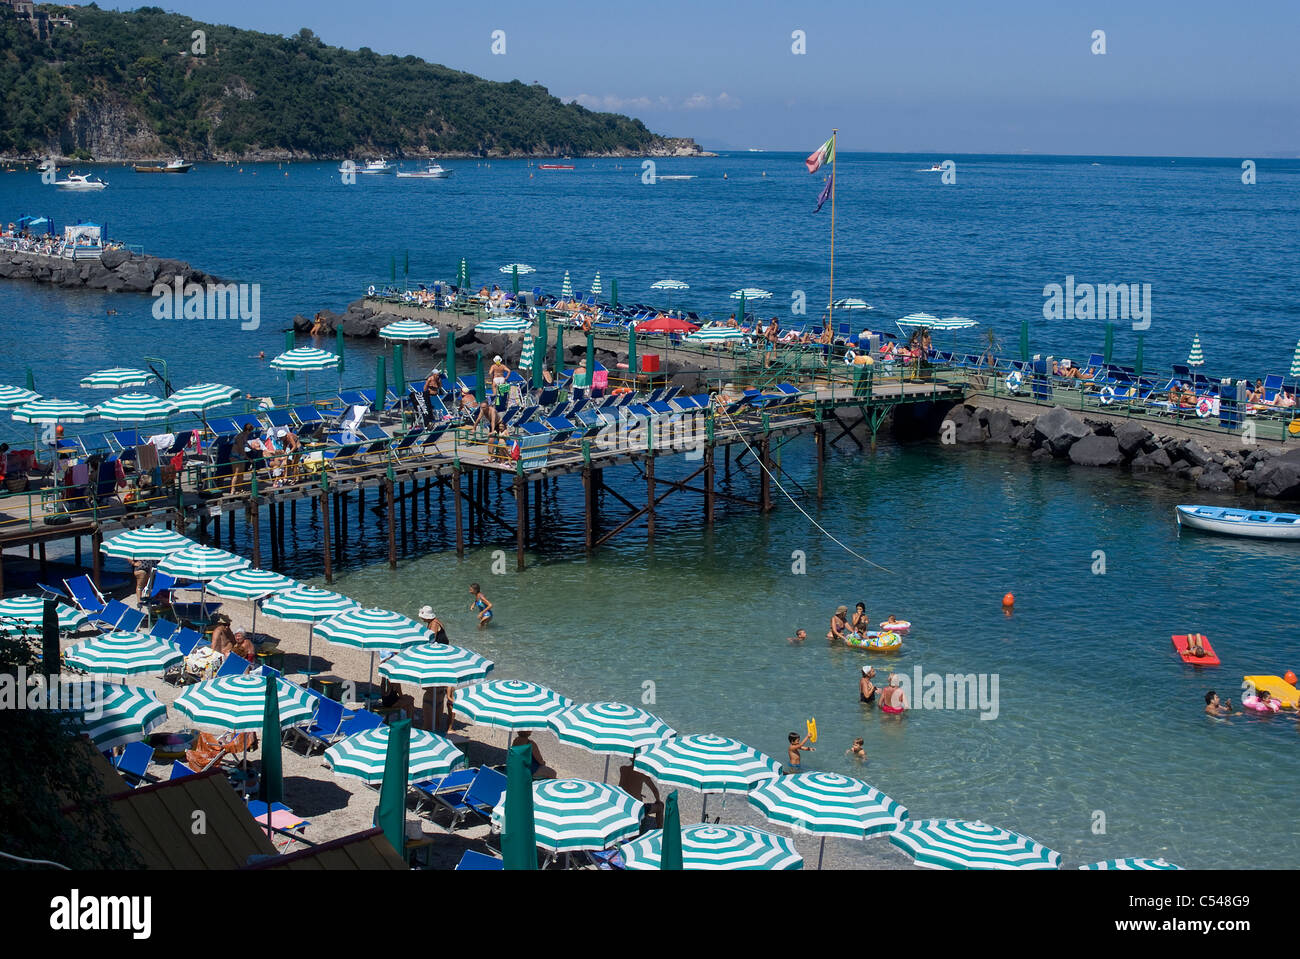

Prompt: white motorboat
[
  {"left": 396, "top": 163, "right": 452, "bottom": 179},
  {"left": 1175, "top": 505, "right": 1300, "bottom": 540},
  {"left": 341, "top": 158, "right": 395, "bottom": 175},
  {"left": 55, "top": 172, "right": 108, "bottom": 191}
]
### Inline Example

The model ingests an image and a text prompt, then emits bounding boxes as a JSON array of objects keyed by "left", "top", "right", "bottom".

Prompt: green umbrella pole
[
  {"left": 585, "top": 333, "right": 595, "bottom": 387},
  {"left": 534, "top": 312, "right": 548, "bottom": 390},
  {"left": 394, "top": 343, "right": 405, "bottom": 400},
  {"left": 628, "top": 326, "right": 638, "bottom": 382},
  {"left": 336, "top": 325, "right": 346, "bottom": 376},
  {"left": 375, "top": 356, "right": 387, "bottom": 415},
  {"left": 554, "top": 327, "right": 564, "bottom": 382},
  {"left": 512, "top": 265, "right": 520, "bottom": 296},
  {"left": 475, "top": 352, "right": 485, "bottom": 404}
]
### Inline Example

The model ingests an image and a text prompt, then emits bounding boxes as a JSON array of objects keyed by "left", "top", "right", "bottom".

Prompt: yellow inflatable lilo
[{"left": 846, "top": 630, "right": 903, "bottom": 652}]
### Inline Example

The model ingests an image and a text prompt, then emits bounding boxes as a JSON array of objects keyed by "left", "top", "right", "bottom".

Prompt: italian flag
[{"left": 805, "top": 135, "right": 835, "bottom": 174}]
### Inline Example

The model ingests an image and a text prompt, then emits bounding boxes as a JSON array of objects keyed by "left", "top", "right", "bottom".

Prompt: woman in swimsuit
[
  {"left": 469, "top": 583, "right": 493, "bottom": 628},
  {"left": 859, "top": 666, "right": 878, "bottom": 704},
  {"left": 850, "top": 602, "right": 869, "bottom": 633},
  {"left": 827, "top": 605, "right": 849, "bottom": 641}
]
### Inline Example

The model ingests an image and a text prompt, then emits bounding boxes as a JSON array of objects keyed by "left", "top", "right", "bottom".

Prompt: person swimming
[
  {"left": 846, "top": 737, "right": 867, "bottom": 761},
  {"left": 469, "top": 582, "right": 493, "bottom": 628},
  {"left": 786, "top": 731, "right": 814, "bottom": 773},
  {"left": 788, "top": 628, "right": 807, "bottom": 643}
]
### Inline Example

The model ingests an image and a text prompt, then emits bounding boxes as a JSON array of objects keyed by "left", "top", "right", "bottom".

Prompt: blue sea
[{"left": 2, "top": 153, "right": 1298, "bottom": 868}]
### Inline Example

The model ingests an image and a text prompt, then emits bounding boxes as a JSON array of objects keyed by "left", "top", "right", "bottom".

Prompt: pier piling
[{"left": 320, "top": 490, "right": 334, "bottom": 584}]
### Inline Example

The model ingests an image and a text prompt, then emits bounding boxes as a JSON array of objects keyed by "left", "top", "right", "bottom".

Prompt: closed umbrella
[
  {"left": 100, "top": 526, "right": 194, "bottom": 561},
  {"left": 492, "top": 779, "right": 643, "bottom": 857},
  {"left": 1188, "top": 334, "right": 1205, "bottom": 367},
  {"left": 634, "top": 734, "right": 781, "bottom": 821},
  {"left": 454, "top": 679, "right": 572, "bottom": 747},
  {"left": 590, "top": 273, "right": 602, "bottom": 298},
  {"left": 622, "top": 823, "right": 803, "bottom": 870},
  {"left": 627, "top": 325, "right": 637, "bottom": 379},
  {"left": 64, "top": 631, "right": 183, "bottom": 679},
  {"left": 502, "top": 743, "right": 538, "bottom": 870},
  {"left": 746, "top": 772, "right": 908, "bottom": 869},
  {"left": 79, "top": 368, "right": 157, "bottom": 390},
  {"left": 376, "top": 717, "right": 412, "bottom": 857},
  {"left": 519, "top": 330, "right": 536, "bottom": 373},
  {"left": 325, "top": 725, "right": 466, "bottom": 784},
  {"left": 547, "top": 702, "right": 675, "bottom": 782},
  {"left": 662, "top": 790, "right": 683, "bottom": 870},
  {"left": 257, "top": 671, "right": 283, "bottom": 836},
  {"left": 560, "top": 271, "right": 573, "bottom": 299},
  {"left": 260, "top": 586, "right": 360, "bottom": 677},
  {"left": 1289, "top": 339, "right": 1300, "bottom": 379},
  {"left": 889, "top": 819, "right": 1061, "bottom": 870},
  {"left": 378, "top": 642, "right": 494, "bottom": 687}
]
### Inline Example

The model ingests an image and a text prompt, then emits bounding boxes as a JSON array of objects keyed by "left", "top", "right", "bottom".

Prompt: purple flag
[{"left": 815, "top": 171, "right": 834, "bottom": 213}]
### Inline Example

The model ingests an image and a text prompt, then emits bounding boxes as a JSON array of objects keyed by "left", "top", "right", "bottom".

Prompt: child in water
[
  {"left": 786, "top": 731, "right": 814, "bottom": 773},
  {"left": 846, "top": 738, "right": 867, "bottom": 761},
  {"left": 788, "top": 628, "right": 807, "bottom": 644},
  {"left": 468, "top": 582, "right": 493, "bottom": 629}
]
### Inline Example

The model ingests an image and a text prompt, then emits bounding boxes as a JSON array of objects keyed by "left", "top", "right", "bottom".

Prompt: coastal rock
[
  {"left": 986, "top": 409, "right": 1015, "bottom": 444},
  {"left": 1196, "top": 468, "right": 1234, "bottom": 493},
  {"left": 1068, "top": 435, "right": 1123, "bottom": 467},
  {"left": 942, "top": 404, "right": 972, "bottom": 433},
  {"left": 1131, "top": 448, "right": 1172, "bottom": 470},
  {"left": 99, "top": 247, "right": 131, "bottom": 270},
  {"left": 1251, "top": 460, "right": 1300, "bottom": 499},
  {"left": 1115, "top": 422, "right": 1152, "bottom": 457},
  {"left": 955, "top": 418, "right": 986, "bottom": 444},
  {"left": 1176, "top": 441, "right": 1215, "bottom": 469},
  {"left": 1030, "top": 447, "right": 1054, "bottom": 461},
  {"left": 1033, "top": 406, "right": 1091, "bottom": 455}
]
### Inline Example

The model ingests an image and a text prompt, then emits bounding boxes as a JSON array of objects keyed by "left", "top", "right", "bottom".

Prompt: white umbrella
[
  {"left": 94, "top": 393, "right": 177, "bottom": 422},
  {"left": 634, "top": 734, "right": 781, "bottom": 821},
  {"left": 167, "top": 383, "right": 241, "bottom": 414},
  {"left": 621, "top": 823, "right": 803, "bottom": 870},
  {"left": 80, "top": 368, "right": 158, "bottom": 390},
  {"left": 378, "top": 320, "right": 440, "bottom": 342},
  {"left": 0, "top": 386, "right": 40, "bottom": 409},
  {"left": 100, "top": 526, "right": 195, "bottom": 561},
  {"left": 260, "top": 586, "right": 360, "bottom": 677},
  {"left": 325, "top": 726, "right": 466, "bottom": 784}
]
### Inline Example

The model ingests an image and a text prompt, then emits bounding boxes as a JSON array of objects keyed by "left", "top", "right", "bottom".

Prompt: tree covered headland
[{"left": 0, "top": 5, "right": 699, "bottom": 159}]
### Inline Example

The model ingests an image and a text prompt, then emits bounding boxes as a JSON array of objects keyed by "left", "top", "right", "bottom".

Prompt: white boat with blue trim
[{"left": 1175, "top": 505, "right": 1300, "bottom": 540}]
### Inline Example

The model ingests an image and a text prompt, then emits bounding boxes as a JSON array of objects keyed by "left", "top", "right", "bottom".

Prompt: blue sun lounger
[
  {"left": 433, "top": 766, "right": 508, "bottom": 830},
  {"left": 65, "top": 575, "right": 106, "bottom": 616},
  {"left": 455, "top": 850, "right": 504, "bottom": 870}
]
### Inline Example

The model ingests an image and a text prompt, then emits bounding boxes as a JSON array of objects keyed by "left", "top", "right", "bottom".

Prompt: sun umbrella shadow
[{"left": 280, "top": 776, "right": 355, "bottom": 817}]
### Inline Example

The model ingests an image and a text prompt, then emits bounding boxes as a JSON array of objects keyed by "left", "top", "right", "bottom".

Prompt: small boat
[
  {"left": 538, "top": 164, "right": 574, "bottom": 170},
  {"left": 55, "top": 172, "right": 107, "bottom": 191},
  {"left": 134, "top": 158, "right": 193, "bottom": 173},
  {"left": 656, "top": 175, "right": 695, "bottom": 181},
  {"left": 921, "top": 163, "right": 943, "bottom": 172},
  {"left": 344, "top": 158, "right": 395, "bottom": 175},
  {"left": 396, "top": 163, "right": 452, "bottom": 179},
  {"left": 1175, "top": 505, "right": 1300, "bottom": 540}
]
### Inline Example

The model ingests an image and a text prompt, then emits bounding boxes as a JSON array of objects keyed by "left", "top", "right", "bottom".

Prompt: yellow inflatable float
[{"left": 1243, "top": 675, "right": 1299, "bottom": 708}]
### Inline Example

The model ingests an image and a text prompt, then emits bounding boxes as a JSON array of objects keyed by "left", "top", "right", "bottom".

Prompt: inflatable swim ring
[
  {"left": 866, "top": 630, "right": 902, "bottom": 651},
  {"left": 1006, "top": 371, "right": 1023, "bottom": 393},
  {"left": 1196, "top": 397, "right": 1212, "bottom": 419},
  {"left": 844, "top": 351, "right": 856, "bottom": 366},
  {"left": 1099, "top": 386, "right": 1116, "bottom": 406},
  {"left": 1242, "top": 694, "right": 1282, "bottom": 713},
  {"left": 367, "top": 285, "right": 376, "bottom": 296},
  {"left": 878, "top": 620, "right": 911, "bottom": 633}
]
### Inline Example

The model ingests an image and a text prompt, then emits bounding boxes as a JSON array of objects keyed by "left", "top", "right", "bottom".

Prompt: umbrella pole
[
  {"left": 602, "top": 754, "right": 610, "bottom": 784},
  {"left": 305, "top": 623, "right": 314, "bottom": 678},
  {"left": 818, "top": 836, "right": 826, "bottom": 871},
  {"left": 701, "top": 794, "right": 709, "bottom": 823}
]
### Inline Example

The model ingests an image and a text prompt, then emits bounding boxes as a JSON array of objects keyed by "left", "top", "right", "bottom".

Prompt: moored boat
[
  {"left": 538, "top": 164, "right": 574, "bottom": 170},
  {"left": 396, "top": 163, "right": 452, "bottom": 179},
  {"left": 343, "top": 158, "right": 395, "bottom": 175},
  {"left": 134, "top": 158, "right": 193, "bottom": 173},
  {"left": 1174, "top": 505, "right": 1300, "bottom": 540},
  {"left": 54, "top": 172, "right": 108, "bottom": 191}
]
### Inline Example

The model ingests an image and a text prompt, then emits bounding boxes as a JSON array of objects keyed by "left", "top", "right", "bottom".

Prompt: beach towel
[{"left": 593, "top": 369, "right": 609, "bottom": 389}]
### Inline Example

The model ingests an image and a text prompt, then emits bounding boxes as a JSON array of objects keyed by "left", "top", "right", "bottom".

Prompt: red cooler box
[{"left": 640, "top": 354, "right": 660, "bottom": 373}]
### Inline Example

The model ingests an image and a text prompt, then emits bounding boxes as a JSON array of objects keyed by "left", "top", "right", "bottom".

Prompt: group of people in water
[{"left": 816, "top": 603, "right": 906, "bottom": 644}]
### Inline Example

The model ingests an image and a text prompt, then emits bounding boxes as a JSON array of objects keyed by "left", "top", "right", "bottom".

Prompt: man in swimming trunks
[
  {"left": 827, "top": 605, "right": 850, "bottom": 642},
  {"left": 860, "top": 666, "right": 878, "bottom": 703},
  {"left": 1204, "top": 690, "right": 1238, "bottom": 716},
  {"left": 879, "top": 675, "right": 908, "bottom": 714},
  {"left": 618, "top": 756, "right": 664, "bottom": 829},
  {"left": 786, "top": 731, "right": 814, "bottom": 773}
]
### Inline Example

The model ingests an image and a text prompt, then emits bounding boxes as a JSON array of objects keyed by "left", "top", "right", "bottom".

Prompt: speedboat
[
  {"left": 134, "top": 158, "right": 192, "bottom": 173},
  {"left": 538, "top": 163, "right": 574, "bottom": 170},
  {"left": 396, "top": 163, "right": 452, "bottom": 179},
  {"left": 1175, "top": 505, "right": 1300, "bottom": 540},
  {"left": 55, "top": 172, "right": 108, "bottom": 191}
]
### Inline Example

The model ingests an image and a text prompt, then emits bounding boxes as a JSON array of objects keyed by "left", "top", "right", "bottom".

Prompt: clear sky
[{"left": 100, "top": 0, "right": 1300, "bottom": 156}]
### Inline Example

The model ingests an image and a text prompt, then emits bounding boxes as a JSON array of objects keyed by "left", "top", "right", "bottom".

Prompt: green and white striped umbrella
[
  {"left": 747, "top": 772, "right": 908, "bottom": 869},
  {"left": 206, "top": 568, "right": 298, "bottom": 601},
  {"left": 270, "top": 347, "right": 342, "bottom": 372},
  {"left": 687, "top": 327, "right": 745, "bottom": 343},
  {"left": 634, "top": 734, "right": 781, "bottom": 795},
  {"left": 560, "top": 271, "right": 573, "bottom": 298},
  {"left": 94, "top": 393, "right": 177, "bottom": 422},
  {"left": 378, "top": 319, "right": 441, "bottom": 342},
  {"left": 0, "top": 596, "right": 93, "bottom": 635},
  {"left": 64, "top": 631, "right": 184, "bottom": 676},
  {"left": 590, "top": 272, "right": 602, "bottom": 296},
  {"left": 622, "top": 823, "right": 804, "bottom": 870},
  {"left": 832, "top": 298, "right": 873, "bottom": 311},
  {"left": 457, "top": 258, "right": 469, "bottom": 287},
  {"left": 731, "top": 288, "right": 772, "bottom": 300},
  {"left": 0, "top": 386, "right": 40, "bottom": 409},
  {"left": 174, "top": 674, "right": 316, "bottom": 731},
  {"left": 499, "top": 263, "right": 536, "bottom": 275},
  {"left": 168, "top": 383, "right": 241, "bottom": 413},
  {"left": 261, "top": 586, "right": 361, "bottom": 676},
  {"left": 548, "top": 702, "right": 675, "bottom": 756},
  {"left": 455, "top": 679, "right": 572, "bottom": 732},
  {"left": 100, "top": 526, "right": 195, "bottom": 561},
  {"left": 11, "top": 398, "right": 98, "bottom": 424},
  {"left": 1079, "top": 857, "right": 1182, "bottom": 871},
  {"left": 519, "top": 331, "right": 536, "bottom": 371},
  {"left": 491, "top": 779, "right": 644, "bottom": 853},
  {"left": 889, "top": 819, "right": 1061, "bottom": 870},
  {"left": 324, "top": 726, "right": 466, "bottom": 785},
  {"left": 260, "top": 586, "right": 359, "bottom": 622},
  {"left": 1291, "top": 340, "right": 1300, "bottom": 378},
  {"left": 651, "top": 279, "right": 689, "bottom": 291},
  {"left": 378, "top": 642, "right": 494, "bottom": 687},
  {"left": 156, "top": 545, "right": 250, "bottom": 581},
  {"left": 1188, "top": 334, "right": 1205, "bottom": 367},
  {"left": 896, "top": 312, "right": 945, "bottom": 328},
  {"left": 314, "top": 607, "right": 431, "bottom": 652},
  {"left": 477, "top": 316, "right": 530, "bottom": 334},
  {"left": 80, "top": 368, "right": 158, "bottom": 390},
  {"left": 58, "top": 681, "right": 168, "bottom": 750}
]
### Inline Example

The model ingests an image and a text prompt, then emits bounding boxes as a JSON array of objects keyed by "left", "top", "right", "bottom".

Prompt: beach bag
[{"left": 509, "top": 441, "right": 521, "bottom": 461}]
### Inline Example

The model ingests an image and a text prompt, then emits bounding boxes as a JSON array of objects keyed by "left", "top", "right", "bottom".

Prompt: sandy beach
[{"left": 79, "top": 590, "right": 915, "bottom": 870}]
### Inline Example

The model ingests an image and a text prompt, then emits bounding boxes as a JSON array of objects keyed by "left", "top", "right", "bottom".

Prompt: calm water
[{"left": 2, "top": 154, "right": 1299, "bottom": 867}]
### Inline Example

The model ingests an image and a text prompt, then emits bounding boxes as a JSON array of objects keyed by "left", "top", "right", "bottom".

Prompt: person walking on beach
[
  {"left": 827, "top": 605, "right": 850, "bottom": 642},
  {"left": 618, "top": 755, "right": 664, "bottom": 829},
  {"left": 130, "top": 557, "right": 154, "bottom": 607},
  {"left": 786, "top": 731, "right": 814, "bottom": 773},
  {"left": 468, "top": 583, "right": 493, "bottom": 628}
]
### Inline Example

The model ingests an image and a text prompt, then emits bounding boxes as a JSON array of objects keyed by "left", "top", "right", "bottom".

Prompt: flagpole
[{"left": 829, "top": 129, "right": 837, "bottom": 335}]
